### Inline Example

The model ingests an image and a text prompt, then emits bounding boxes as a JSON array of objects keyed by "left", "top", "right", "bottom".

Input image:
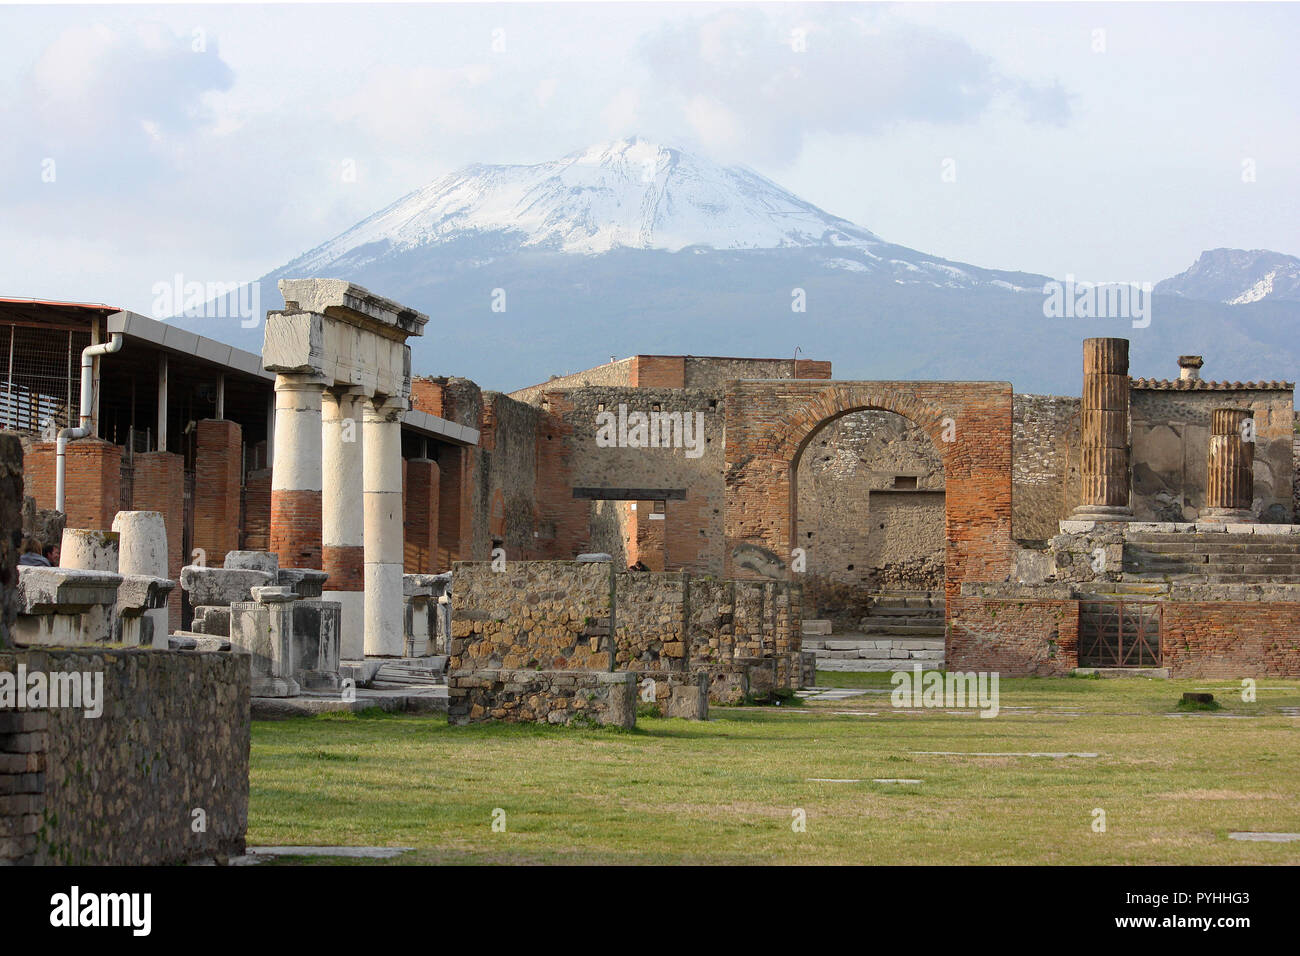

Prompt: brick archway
[{"left": 724, "top": 381, "right": 1015, "bottom": 610}]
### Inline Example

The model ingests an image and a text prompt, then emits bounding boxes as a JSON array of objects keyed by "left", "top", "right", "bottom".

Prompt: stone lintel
[{"left": 278, "top": 278, "right": 428, "bottom": 340}]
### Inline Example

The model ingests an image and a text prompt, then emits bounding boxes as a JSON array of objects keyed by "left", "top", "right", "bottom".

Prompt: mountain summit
[
  {"left": 1154, "top": 248, "right": 1300, "bottom": 305},
  {"left": 182, "top": 141, "right": 1300, "bottom": 394},
  {"left": 290, "top": 138, "right": 883, "bottom": 272}
]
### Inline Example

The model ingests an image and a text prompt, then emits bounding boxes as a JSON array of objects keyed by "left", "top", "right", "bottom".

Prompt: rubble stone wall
[
  {"left": 0, "top": 647, "right": 249, "bottom": 864},
  {"left": 447, "top": 669, "right": 636, "bottom": 728}
]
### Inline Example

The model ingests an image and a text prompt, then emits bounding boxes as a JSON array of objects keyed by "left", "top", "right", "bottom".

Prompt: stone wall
[
  {"left": 1013, "top": 394, "right": 1079, "bottom": 542},
  {"left": 450, "top": 561, "right": 613, "bottom": 671},
  {"left": 1130, "top": 385, "right": 1294, "bottom": 523},
  {"left": 450, "top": 560, "right": 803, "bottom": 684},
  {"left": 1161, "top": 602, "right": 1300, "bottom": 677},
  {"left": 542, "top": 386, "right": 726, "bottom": 572},
  {"left": 796, "top": 409, "right": 944, "bottom": 620},
  {"left": 448, "top": 669, "right": 636, "bottom": 727},
  {"left": 614, "top": 572, "right": 689, "bottom": 670},
  {"left": 507, "top": 357, "right": 637, "bottom": 404},
  {"left": 0, "top": 647, "right": 249, "bottom": 865}
]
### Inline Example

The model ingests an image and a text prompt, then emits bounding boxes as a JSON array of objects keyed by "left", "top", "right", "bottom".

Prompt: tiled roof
[{"left": 1130, "top": 377, "right": 1293, "bottom": 391}]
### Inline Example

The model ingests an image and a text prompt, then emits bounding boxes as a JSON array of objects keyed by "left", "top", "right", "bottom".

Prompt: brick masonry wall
[
  {"left": 1, "top": 435, "right": 20, "bottom": 648},
  {"left": 242, "top": 467, "right": 271, "bottom": 551},
  {"left": 130, "top": 451, "right": 185, "bottom": 632},
  {"left": 947, "top": 596, "right": 1080, "bottom": 676},
  {"left": 21, "top": 438, "right": 121, "bottom": 532},
  {"left": 0, "top": 647, "right": 249, "bottom": 864},
  {"left": 1161, "top": 602, "right": 1300, "bottom": 677},
  {"left": 448, "top": 669, "right": 637, "bottom": 728},
  {"left": 631, "top": 355, "right": 686, "bottom": 388},
  {"left": 724, "top": 381, "right": 1016, "bottom": 618},
  {"left": 403, "top": 458, "right": 440, "bottom": 572},
  {"left": 194, "top": 420, "right": 242, "bottom": 568}
]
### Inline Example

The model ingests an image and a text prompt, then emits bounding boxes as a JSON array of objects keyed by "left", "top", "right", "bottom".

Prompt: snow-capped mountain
[
  {"left": 181, "top": 139, "right": 1300, "bottom": 394},
  {"left": 1155, "top": 248, "right": 1300, "bottom": 305},
  {"left": 280, "top": 138, "right": 1042, "bottom": 293},
  {"left": 294, "top": 139, "right": 881, "bottom": 265}
]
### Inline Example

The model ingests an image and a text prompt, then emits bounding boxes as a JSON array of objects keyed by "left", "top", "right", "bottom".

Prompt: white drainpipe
[{"left": 55, "top": 332, "right": 124, "bottom": 513}]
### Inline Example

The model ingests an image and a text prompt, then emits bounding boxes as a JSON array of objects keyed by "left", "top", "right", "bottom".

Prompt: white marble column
[
  {"left": 269, "top": 373, "right": 325, "bottom": 569},
  {"left": 363, "top": 395, "right": 407, "bottom": 657},
  {"left": 322, "top": 388, "right": 366, "bottom": 659}
]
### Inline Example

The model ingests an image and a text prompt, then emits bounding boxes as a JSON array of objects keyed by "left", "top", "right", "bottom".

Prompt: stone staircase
[
  {"left": 1123, "top": 532, "right": 1300, "bottom": 585},
  {"left": 803, "top": 591, "right": 945, "bottom": 672}
]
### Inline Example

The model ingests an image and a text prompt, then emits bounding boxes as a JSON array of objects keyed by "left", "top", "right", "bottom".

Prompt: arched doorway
[
  {"left": 722, "top": 380, "right": 1015, "bottom": 616},
  {"left": 794, "top": 408, "right": 945, "bottom": 629}
]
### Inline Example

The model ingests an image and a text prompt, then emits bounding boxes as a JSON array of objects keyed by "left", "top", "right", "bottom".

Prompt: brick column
[
  {"left": 363, "top": 395, "right": 407, "bottom": 657},
  {"left": 1204, "top": 407, "right": 1255, "bottom": 522},
  {"left": 404, "top": 457, "right": 440, "bottom": 572},
  {"left": 269, "top": 373, "right": 324, "bottom": 569},
  {"left": 24, "top": 439, "right": 121, "bottom": 530},
  {"left": 130, "top": 450, "right": 185, "bottom": 633},
  {"left": 194, "top": 419, "right": 242, "bottom": 568},
  {"left": 322, "top": 388, "right": 366, "bottom": 659},
  {"left": 1072, "top": 337, "right": 1132, "bottom": 520}
]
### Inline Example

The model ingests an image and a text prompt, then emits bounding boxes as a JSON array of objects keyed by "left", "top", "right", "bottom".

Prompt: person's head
[
  {"left": 20, "top": 537, "right": 42, "bottom": 555},
  {"left": 43, "top": 543, "right": 59, "bottom": 565}
]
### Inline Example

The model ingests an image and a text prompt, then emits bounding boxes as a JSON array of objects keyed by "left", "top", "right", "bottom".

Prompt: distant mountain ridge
[
  {"left": 179, "top": 139, "right": 1300, "bottom": 395},
  {"left": 1155, "top": 248, "right": 1300, "bottom": 305}
]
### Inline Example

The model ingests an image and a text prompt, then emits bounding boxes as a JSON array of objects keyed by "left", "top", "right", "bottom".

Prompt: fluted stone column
[
  {"left": 363, "top": 395, "right": 407, "bottom": 657},
  {"left": 1072, "top": 337, "right": 1133, "bottom": 520},
  {"left": 269, "top": 373, "right": 325, "bottom": 569},
  {"left": 322, "top": 388, "right": 366, "bottom": 659},
  {"left": 1203, "top": 407, "right": 1255, "bottom": 523}
]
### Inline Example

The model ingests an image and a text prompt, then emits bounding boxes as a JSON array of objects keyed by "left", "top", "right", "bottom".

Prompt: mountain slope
[
  {"left": 180, "top": 140, "right": 1300, "bottom": 395},
  {"left": 1155, "top": 248, "right": 1300, "bottom": 305}
]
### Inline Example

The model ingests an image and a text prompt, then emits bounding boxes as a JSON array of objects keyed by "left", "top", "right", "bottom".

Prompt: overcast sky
[{"left": 1, "top": 2, "right": 1296, "bottom": 315}]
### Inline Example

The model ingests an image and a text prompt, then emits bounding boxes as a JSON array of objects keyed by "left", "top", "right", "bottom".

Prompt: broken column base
[{"left": 253, "top": 676, "right": 302, "bottom": 698}]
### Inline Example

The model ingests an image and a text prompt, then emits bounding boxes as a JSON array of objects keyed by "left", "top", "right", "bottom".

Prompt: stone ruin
[
  {"left": 177, "top": 551, "right": 340, "bottom": 697},
  {"left": 13, "top": 516, "right": 176, "bottom": 649}
]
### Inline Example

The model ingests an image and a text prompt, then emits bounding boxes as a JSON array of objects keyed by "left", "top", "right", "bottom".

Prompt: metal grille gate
[{"left": 1078, "top": 600, "right": 1162, "bottom": 668}]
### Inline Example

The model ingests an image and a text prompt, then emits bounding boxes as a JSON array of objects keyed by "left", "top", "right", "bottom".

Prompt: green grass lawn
[{"left": 248, "top": 671, "right": 1300, "bottom": 865}]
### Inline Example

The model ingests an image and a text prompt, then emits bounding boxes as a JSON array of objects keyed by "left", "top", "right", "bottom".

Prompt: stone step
[
  {"left": 816, "top": 658, "right": 943, "bottom": 673},
  {"left": 864, "top": 605, "right": 946, "bottom": 617},
  {"left": 1126, "top": 540, "right": 1300, "bottom": 554},
  {"left": 860, "top": 623, "right": 945, "bottom": 636},
  {"left": 820, "top": 637, "right": 946, "bottom": 651}
]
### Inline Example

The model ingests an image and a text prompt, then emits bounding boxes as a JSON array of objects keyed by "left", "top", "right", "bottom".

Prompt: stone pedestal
[
  {"left": 230, "top": 585, "right": 301, "bottom": 698},
  {"left": 269, "top": 373, "right": 325, "bottom": 570},
  {"left": 13, "top": 566, "right": 123, "bottom": 645},
  {"left": 112, "top": 511, "right": 170, "bottom": 647},
  {"left": 1072, "top": 337, "right": 1133, "bottom": 521},
  {"left": 363, "top": 396, "right": 407, "bottom": 657},
  {"left": 1203, "top": 407, "right": 1256, "bottom": 523}
]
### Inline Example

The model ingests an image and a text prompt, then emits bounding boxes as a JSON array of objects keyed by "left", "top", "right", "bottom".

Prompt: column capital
[
  {"left": 364, "top": 394, "right": 409, "bottom": 421},
  {"left": 274, "top": 371, "right": 330, "bottom": 391}
]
